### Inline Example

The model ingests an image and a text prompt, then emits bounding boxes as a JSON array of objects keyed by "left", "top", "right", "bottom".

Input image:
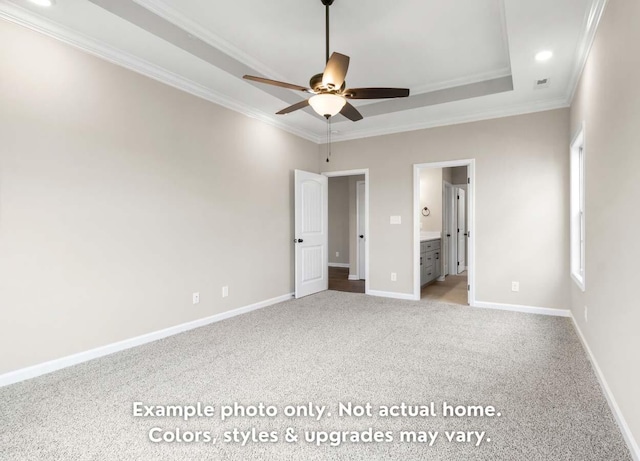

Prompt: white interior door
[
  {"left": 457, "top": 188, "right": 467, "bottom": 273},
  {"left": 295, "top": 170, "right": 328, "bottom": 298},
  {"left": 444, "top": 183, "right": 456, "bottom": 276},
  {"left": 356, "top": 181, "right": 366, "bottom": 280}
]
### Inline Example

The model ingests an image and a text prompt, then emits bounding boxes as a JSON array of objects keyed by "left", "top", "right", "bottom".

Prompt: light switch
[{"left": 390, "top": 216, "right": 402, "bottom": 225}]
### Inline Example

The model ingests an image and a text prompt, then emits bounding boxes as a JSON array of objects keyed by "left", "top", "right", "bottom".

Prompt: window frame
[{"left": 570, "top": 123, "right": 586, "bottom": 291}]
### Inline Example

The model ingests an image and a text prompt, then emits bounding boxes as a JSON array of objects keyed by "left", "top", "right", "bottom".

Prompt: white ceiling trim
[
  {"left": 132, "top": 0, "right": 291, "bottom": 84},
  {"left": 329, "top": 97, "right": 570, "bottom": 143},
  {"left": 565, "top": 0, "right": 608, "bottom": 104},
  {"left": 407, "top": 0, "right": 513, "bottom": 98},
  {"left": 408, "top": 67, "right": 512, "bottom": 97},
  {"left": 0, "top": 1, "right": 322, "bottom": 144}
]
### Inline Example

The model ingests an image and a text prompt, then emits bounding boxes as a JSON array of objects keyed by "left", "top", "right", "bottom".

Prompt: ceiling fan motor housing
[
  {"left": 310, "top": 73, "right": 345, "bottom": 93},
  {"left": 321, "top": 0, "right": 335, "bottom": 5}
]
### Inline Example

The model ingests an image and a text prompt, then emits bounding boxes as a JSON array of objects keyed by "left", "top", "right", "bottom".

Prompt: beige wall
[
  {"left": 328, "top": 177, "right": 349, "bottom": 265},
  {"left": 569, "top": 0, "right": 640, "bottom": 448},
  {"left": 0, "top": 20, "right": 319, "bottom": 374},
  {"left": 420, "top": 168, "right": 443, "bottom": 232},
  {"left": 449, "top": 166, "right": 468, "bottom": 185},
  {"left": 323, "top": 109, "right": 570, "bottom": 308}
]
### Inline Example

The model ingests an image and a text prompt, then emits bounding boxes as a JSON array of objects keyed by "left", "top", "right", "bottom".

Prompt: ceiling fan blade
[
  {"left": 340, "top": 102, "right": 363, "bottom": 122},
  {"left": 345, "top": 88, "right": 410, "bottom": 99},
  {"left": 276, "top": 99, "right": 310, "bottom": 115},
  {"left": 243, "top": 75, "right": 310, "bottom": 92},
  {"left": 322, "top": 52, "right": 350, "bottom": 90}
]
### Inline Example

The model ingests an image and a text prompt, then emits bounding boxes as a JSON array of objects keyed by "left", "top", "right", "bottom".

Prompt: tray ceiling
[{"left": 0, "top": 0, "right": 605, "bottom": 142}]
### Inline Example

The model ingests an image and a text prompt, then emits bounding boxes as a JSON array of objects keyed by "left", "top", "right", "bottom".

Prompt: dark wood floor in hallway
[{"left": 328, "top": 266, "right": 365, "bottom": 293}]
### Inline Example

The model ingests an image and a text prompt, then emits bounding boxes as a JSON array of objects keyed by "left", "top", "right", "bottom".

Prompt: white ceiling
[{"left": 0, "top": 0, "right": 606, "bottom": 143}]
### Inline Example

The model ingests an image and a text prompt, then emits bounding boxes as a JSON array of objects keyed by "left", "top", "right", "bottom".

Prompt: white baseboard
[
  {"left": 0, "top": 293, "right": 294, "bottom": 388},
  {"left": 570, "top": 314, "right": 640, "bottom": 461},
  {"left": 328, "top": 262, "right": 350, "bottom": 268},
  {"left": 369, "top": 290, "right": 418, "bottom": 301},
  {"left": 348, "top": 275, "right": 359, "bottom": 281},
  {"left": 473, "top": 301, "right": 570, "bottom": 317}
]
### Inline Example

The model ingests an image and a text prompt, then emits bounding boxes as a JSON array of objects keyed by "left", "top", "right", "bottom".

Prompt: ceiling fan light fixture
[{"left": 309, "top": 93, "right": 346, "bottom": 117}]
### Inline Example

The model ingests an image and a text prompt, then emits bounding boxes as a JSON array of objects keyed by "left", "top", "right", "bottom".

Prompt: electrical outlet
[
  {"left": 192, "top": 292, "right": 200, "bottom": 304},
  {"left": 391, "top": 272, "right": 397, "bottom": 282},
  {"left": 336, "top": 251, "right": 339, "bottom": 258},
  {"left": 222, "top": 286, "right": 229, "bottom": 298},
  {"left": 511, "top": 281, "right": 519, "bottom": 292},
  {"left": 584, "top": 305, "right": 588, "bottom": 322}
]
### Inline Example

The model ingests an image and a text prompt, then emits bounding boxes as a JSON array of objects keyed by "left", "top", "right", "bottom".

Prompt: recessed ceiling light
[
  {"left": 29, "top": 0, "right": 54, "bottom": 6},
  {"left": 535, "top": 50, "right": 553, "bottom": 62}
]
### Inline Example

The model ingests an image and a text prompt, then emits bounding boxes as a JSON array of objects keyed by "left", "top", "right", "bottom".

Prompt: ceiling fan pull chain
[{"left": 325, "top": 117, "right": 333, "bottom": 163}]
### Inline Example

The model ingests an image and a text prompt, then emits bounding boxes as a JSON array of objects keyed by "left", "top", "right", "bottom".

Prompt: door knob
[
  {"left": 359, "top": 235, "right": 364, "bottom": 239},
  {"left": 294, "top": 238, "right": 304, "bottom": 243}
]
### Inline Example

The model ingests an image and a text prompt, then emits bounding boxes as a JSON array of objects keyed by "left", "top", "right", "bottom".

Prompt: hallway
[
  {"left": 328, "top": 267, "right": 365, "bottom": 294},
  {"left": 421, "top": 274, "right": 468, "bottom": 305}
]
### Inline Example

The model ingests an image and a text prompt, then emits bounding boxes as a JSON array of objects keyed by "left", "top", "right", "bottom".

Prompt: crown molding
[
  {"left": 565, "top": 0, "right": 608, "bottom": 104},
  {"left": 401, "top": 67, "right": 513, "bottom": 99},
  {"left": 131, "top": 0, "right": 291, "bottom": 84},
  {"left": 328, "top": 97, "right": 570, "bottom": 143},
  {"left": 0, "top": 2, "right": 322, "bottom": 144},
  {"left": 0, "top": 0, "right": 607, "bottom": 145}
]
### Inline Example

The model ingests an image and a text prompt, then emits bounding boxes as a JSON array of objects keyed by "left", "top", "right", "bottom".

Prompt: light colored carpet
[
  {"left": 422, "top": 274, "right": 469, "bottom": 305},
  {"left": 0, "top": 291, "right": 632, "bottom": 460}
]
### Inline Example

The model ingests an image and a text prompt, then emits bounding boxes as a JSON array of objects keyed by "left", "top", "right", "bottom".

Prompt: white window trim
[{"left": 570, "top": 123, "right": 586, "bottom": 291}]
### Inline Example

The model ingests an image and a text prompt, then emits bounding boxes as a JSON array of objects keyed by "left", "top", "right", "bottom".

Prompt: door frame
[
  {"left": 412, "top": 160, "right": 476, "bottom": 304},
  {"left": 442, "top": 180, "right": 455, "bottom": 279},
  {"left": 453, "top": 184, "right": 468, "bottom": 272},
  {"left": 356, "top": 180, "right": 366, "bottom": 281},
  {"left": 323, "top": 169, "right": 370, "bottom": 295}
]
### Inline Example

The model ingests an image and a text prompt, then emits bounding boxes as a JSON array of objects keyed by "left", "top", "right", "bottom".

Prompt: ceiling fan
[{"left": 243, "top": 0, "right": 410, "bottom": 121}]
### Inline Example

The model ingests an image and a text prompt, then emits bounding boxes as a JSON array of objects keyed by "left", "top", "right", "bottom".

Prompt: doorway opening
[
  {"left": 325, "top": 170, "right": 369, "bottom": 294},
  {"left": 413, "top": 160, "right": 475, "bottom": 305}
]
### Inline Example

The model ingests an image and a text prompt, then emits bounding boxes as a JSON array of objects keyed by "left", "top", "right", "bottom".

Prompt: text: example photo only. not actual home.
[{"left": 1, "top": 0, "right": 639, "bottom": 460}]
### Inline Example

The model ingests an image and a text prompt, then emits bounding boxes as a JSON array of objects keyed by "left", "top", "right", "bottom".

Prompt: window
[{"left": 570, "top": 123, "right": 586, "bottom": 291}]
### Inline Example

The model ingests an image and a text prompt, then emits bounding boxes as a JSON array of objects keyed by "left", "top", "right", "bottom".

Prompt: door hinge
[
  {"left": 467, "top": 231, "right": 471, "bottom": 238},
  {"left": 467, "top": 285, "right": 470, "bottom": 291},
  {"left": 457, "top": 262, "right": 460, "bottom": 266},
  {"left": 457, "top": 195, "right": 460, "bottom": 199},
  {"left": 467, "top": 178, "right": 470, "bottom": 184}
]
